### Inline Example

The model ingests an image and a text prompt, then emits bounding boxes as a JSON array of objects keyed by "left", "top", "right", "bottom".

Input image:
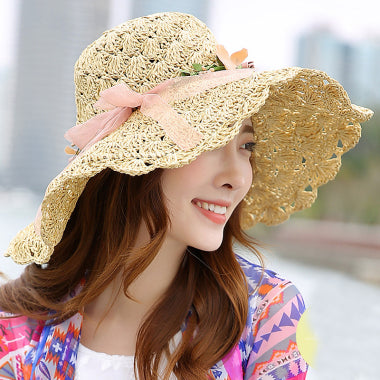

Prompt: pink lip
[
  {"left": 192, "top": 198, "right": 231, "bottom": 208},
  {"left": 192, "top": 199, "right": 229, "bottom": 225}
]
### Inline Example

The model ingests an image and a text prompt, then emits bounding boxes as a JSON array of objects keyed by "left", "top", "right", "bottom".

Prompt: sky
[
  {"left": 1, "top": 0, "right": 380, "bottom": 70},
  {"left": 209, "top": 0, "right": 380, "bottom": 70}
]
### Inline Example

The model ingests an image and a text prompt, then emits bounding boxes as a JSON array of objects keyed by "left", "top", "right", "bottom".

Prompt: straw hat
[{"left": 5, "top": 12, "right": 373, "bottom": 264}]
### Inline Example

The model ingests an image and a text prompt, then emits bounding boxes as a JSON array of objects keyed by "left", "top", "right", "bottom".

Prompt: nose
[{"left": 213, "top": 143, "right": 250, "bottom": 190}]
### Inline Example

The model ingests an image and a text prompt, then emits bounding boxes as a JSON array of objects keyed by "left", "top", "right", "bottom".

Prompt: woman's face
[{"left": 161, "top": 117, "right": 254, "bottom": 252}]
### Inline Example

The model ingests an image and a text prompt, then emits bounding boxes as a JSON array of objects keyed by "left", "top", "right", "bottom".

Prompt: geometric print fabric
[{"left": 0, "top": 254, "right": 308, "bottom": 379}]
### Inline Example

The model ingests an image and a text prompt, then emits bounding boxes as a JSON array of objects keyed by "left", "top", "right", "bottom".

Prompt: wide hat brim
[{"left": 5, "top": 67, "right": 373, "bottom": 264}]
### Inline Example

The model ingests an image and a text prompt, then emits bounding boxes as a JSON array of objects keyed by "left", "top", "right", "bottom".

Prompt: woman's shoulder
[
  {"left": 232, "top": 252, "right": 308, "bottom": 377},
  {"left": 235, "top": 251, "right": 305, "bottom": 303},
  {"left": 234, "top": 250, "right": 307, "bottom": 341},
  {"left": 0, "top": 312, "right": 44, "bottom": 354},
  {"left": 0, "top": 313, "right": 42, "bottom": 379}
]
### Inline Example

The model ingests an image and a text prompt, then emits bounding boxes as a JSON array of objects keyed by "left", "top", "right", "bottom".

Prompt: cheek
[
  {"left": 178, "top": 157, "right": 209, "bottom": 178},
  {"left": 161, "top": 162, "right": 205, "bottom": 208},
  {"left": 243, "top": 160, "right": 253, "bottom": 194},
  {"left": 162, "top": 159, "right": 207, "bottom": 191}
]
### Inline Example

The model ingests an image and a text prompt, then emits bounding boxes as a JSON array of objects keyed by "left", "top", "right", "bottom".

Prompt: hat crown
[{"left": 74, "top": 12, "right": 218, "bottom": 124}]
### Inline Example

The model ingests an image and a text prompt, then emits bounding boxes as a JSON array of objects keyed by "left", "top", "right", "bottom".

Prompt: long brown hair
[{"left": 0, "top": 168, "right": 262, "bottom": 379}]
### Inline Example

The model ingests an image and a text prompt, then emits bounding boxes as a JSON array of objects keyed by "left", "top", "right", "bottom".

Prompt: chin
[{"left": 189, "top": 232, "right": 224, "bottom": 252}]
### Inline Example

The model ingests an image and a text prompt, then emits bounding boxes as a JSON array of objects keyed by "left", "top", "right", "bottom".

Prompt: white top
[
  {"left": 76, "top": 332, "right": 181, "bottom": 379},
  {"left": 76, "top": 343, "right": 136, "bottom": 380}
]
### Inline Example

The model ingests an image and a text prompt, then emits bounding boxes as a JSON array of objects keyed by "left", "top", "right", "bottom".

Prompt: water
[{"left": 1, "top": 190, "right": 380, "bottom": 379}]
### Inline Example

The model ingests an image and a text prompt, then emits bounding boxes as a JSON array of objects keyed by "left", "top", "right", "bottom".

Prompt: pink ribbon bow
[{"left": 64, "top": 68, "right": 255, "bottom": 158}]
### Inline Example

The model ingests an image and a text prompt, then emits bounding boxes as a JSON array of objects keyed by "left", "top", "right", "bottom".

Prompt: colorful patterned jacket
[{"left": 0, "top": 254, "right": 308, "bottom": 379}]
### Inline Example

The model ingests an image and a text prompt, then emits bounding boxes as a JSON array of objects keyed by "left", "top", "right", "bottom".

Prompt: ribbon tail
[
  {"left": 81, "top": 107, "right": 132, "bottom": 152},
  {"left": 65, "top": 107, "right": 132, "bottom": 151},
  {"left": 65, "top": 112, "right": 116, "bottom": 150},
  {"left": 141, "top": 95, "right": 203, "bottom": 151}
]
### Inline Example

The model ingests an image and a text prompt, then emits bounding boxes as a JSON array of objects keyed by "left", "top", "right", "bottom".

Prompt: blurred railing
[{"left": 254, "top": 219, "right": 380, "bottom": 285}]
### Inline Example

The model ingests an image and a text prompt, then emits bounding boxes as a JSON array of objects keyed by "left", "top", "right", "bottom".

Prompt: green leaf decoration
[
  {"left": 192, "top": 63, "right": 203, "bottom": 71},
  {"left": 181, "top": 57, "right": 232, "bottom": 76}
]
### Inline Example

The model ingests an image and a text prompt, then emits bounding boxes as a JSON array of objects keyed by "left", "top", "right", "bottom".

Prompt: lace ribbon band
[{"left": 64, "top": 68, "right": 255, "bottom": 155}]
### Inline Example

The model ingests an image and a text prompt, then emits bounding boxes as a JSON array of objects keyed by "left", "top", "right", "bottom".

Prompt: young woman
[{"left": 0, "top": 12, "right": 372, "bottom": 380}]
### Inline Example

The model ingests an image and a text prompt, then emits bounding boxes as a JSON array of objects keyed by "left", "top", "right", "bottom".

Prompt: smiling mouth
[
  {"left": 194, "top": 200, "right": 227, "bottom": 215},
  {"left": 191, "top": 199, "right": 228, "bottom": 225}
]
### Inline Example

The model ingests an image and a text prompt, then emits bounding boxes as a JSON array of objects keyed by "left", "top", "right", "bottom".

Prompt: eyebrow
[{"left": 240, "top": 123, "right": 254, "bottom": 134}]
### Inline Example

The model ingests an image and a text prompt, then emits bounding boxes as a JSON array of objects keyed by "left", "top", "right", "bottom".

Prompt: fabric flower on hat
[
  {"left": 215, "top": 44, "right": 254, "bottom": 70},
  {"left": 180, "top": 44, "right": 254, "bottom": 76}
]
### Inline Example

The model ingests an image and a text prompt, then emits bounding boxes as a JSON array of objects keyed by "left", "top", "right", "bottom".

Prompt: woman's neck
[{"left": 81, "top": 225, "right": 187, "bottom": 355}]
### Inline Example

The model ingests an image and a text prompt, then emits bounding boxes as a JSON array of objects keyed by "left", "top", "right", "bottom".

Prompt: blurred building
[
  {"left": 131, "top": 0, "right": 208, "bottom": 21},
  {"left": 0, "top": 66, "right": 14, "bottom": 183},
  {"left": 347, "top": 41, "right": 380, "bottom": 105},
  {"left": 4, "top": 0, "right": 111, "bottom": 193},
  {"left": 297, "top": 29, "right": 380, "bottom": 106}
]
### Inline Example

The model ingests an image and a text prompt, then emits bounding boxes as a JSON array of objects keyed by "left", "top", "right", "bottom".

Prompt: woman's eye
[{"left": 240, "top": 142, "right": 256, "bottom": 152}]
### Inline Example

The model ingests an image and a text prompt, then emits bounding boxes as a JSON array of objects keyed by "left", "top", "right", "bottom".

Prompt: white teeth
[
  {"left": 214, "top": 205, "right": 226, "bottom": 214},
  {"left": 195, "top": 201, "right": 227, "bottom": 214}
]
